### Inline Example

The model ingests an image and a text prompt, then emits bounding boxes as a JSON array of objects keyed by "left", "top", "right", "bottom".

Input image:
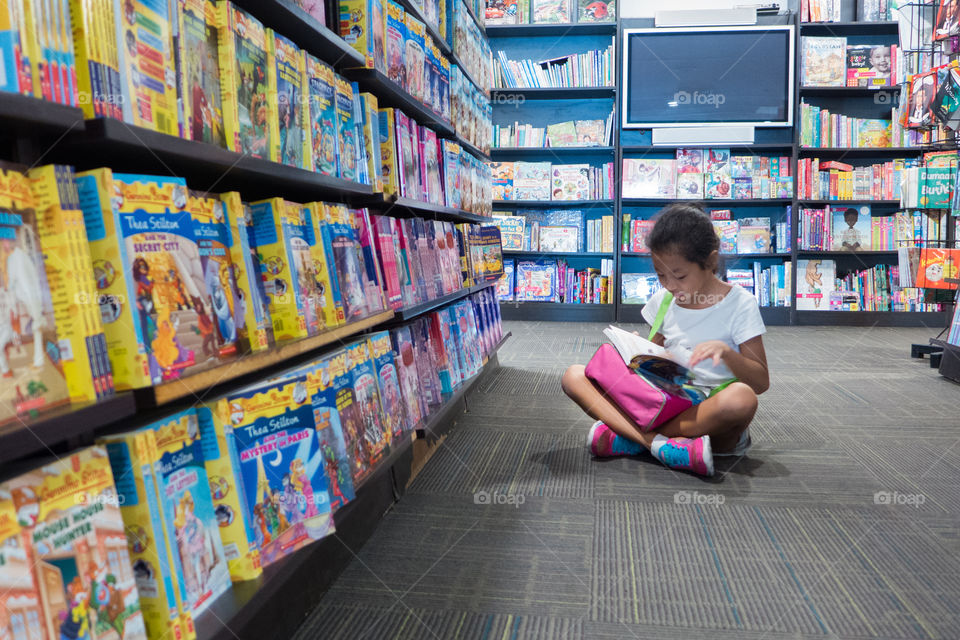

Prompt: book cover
[
  {"left": 368, "top": 331, "right": 406, "bottom": 437},
  {"left": 218, "top": 4, "right": 273, "bottom": 158},
  {"left": 385, "top": 0, "right": 406, "bottom": 90},
  {"left": 907, "top": 70, "right": 937, "bottom": 129},
  {"left": 801, "top": 36, "right": 846, "bottom": 86},
  {"left": 427, "top": 310, "right": 456, "bottom": 391},
  {"left": 492, "top": 214, "right": 524, "bottom": 250},
  {"left": 515, "top": 259, "right": 558, "bottom": 301},
  {"left": 737, "top": 226, "right": 772, "bottom": 254},
  {"left": 675, "top": 173, "right": 703, "bottom": 199},
  {"left": 346, "top": 338, "right": 391, "bottom": 465},
  {"left": 491, "top": 161, "right": 515, "bottom": 200},
  {"left": 496, "top": 259, "right": 515, "bottom": 300},
  {"left": 324, "top": 204, "right": 368, "bottom": 322},
  {"left": 551, "top": 164, "right": 589, "bottom": 201},
  {"left": 304, "top": 54, "right": 340, "bottom": 176},
  {"left": 339, "top": 0, "right": 386, "bottom": 73},
  {"left": 422, "top": 127, "right": 443, "bottom": 204},
  {"left": 328, "top": 346, "right": 371, "bottom": 483},
  {"left": 68, "top": 0, "right": 121, "bottom": 117},
  {"left": 832, "top": 205, "right": 872, "bottom": 251},
  {"left": 729, "top": 156, "right": 754, "bottom": 178},
  {"left": 532, "top": 0, "right": 569, "bottom": 23},
  {"left": 932, "top": 66, "right": 960, "bottom": 131},
  {"left": 621, "top": 273, "right": 660, "bottom": 304},
  {"left": 378, "top": 108, "right": 400, "bottom": 196},
  {"left": 411, "top": 316, "right": 441, "bottom": 405},
  {"left": 486, "top": 0, "right": 519, "bottom": 24},
  {"left": 404, "top": 13, "right": 426, "bottom": 102},
  {"left": 935, "top": 0, "right": 960, "bottom": 40},
  {"left": 513, "top": 161, "right": 551, "bottom": 200},
  {"left": 442, "top": 140, "right": 462, "bottom": 208},
  {"left": 6, "top": 446, "right": 150, "bottom": 640},
  {"left": 150, "top": 410, "right": 231, "bottom": 617},
  {"left": 538, "top": 225, "right": 579, "bottom": 252},
  {"left": 293, "top": 0, "right": 325, "bottom": 22},
  {"left": 706, "top": 173, "right": 733, "bottom": 199},
  {"left": 390, "top": 325, "right": 425, "bottom": 428},
  {"left": 303, "top": 202, "right": 346, "bottom": 327},
  {"left": 395, "top": 111, "right": 419, "bottom": 200},
  {"left": 113, "top": 0, "right": 178, "bottom": 134},
  {"left": 577, "top": 0, "right": 613, "bottom": 22},
  {"left": 371, "top": 214, "right": 402, "bottom": 309},
  {"left": 704, "top": 148, "right": 730, "bottom": 174},
  {"left": 300, "top": 353, "right": 357, "bottom": 511},
  {"left": 713, "top": 219, "right": 739, "bottom": 254},
  {"left": 845, "top": 44, "right": 873, "bottom": 87},
  {"left": 351, "top": 208, "right": 388, "bottom": 314},
  {"left": 574, "top": 119, "right": 604, "bottom": 146},
  {"left": 630, "top": 219, "right": 655, "bottom": 253},
  {"left": 796, "top": 259, "right": 836, "bottom": 310},
  {"left": 856, "top": 119, "right": 891, "bottom": 147},
  {"left": 358, "top": 92, "right": 384, "bottom": 192},
  {"left": 546, "top": 120, "right": 577, "bottom": 147},
  {"left": 622, "top": 159, "right": 676, "bottom": 199},
  {"left": 732, "top": 177, "right": 753, "bottom": 200},
  {"left": 270, "top": 33, "right": 307, "bottom": 169},
  {"left": 676, "top": 148, "right": 703, "bottom": 173},
  {"left": 220, "top": 192, "right": 273, "bottom": 352},
  {"left": 916, "top": 248, "right": 960, "bottom": 289},
  {"left": 188, "top": 192, "right": 241, "bottom": 360},
  {"left": 478, "top": 226, "right": 505, "bottom": 279},
  {"left": 334, "top": 76, "right": 360, "bottom": 182},
  {"left": 179, "top": 0, "right": 226, "bottom": 146},
  {"left": 224, "top": 377, "right": 335, "bottom": 567}
]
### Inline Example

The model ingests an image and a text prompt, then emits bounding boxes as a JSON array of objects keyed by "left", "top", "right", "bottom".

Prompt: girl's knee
[
  {"left": 717, "top": 382, "right": 758, "bottom": 421},
  {"left": 561, "top": 364, "right": 587, "bottom": 397}
]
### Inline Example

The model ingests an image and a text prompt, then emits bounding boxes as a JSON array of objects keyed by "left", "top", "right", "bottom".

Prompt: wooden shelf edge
[{"left": 145, "top": 310, "right": 395, "bottom": 405}]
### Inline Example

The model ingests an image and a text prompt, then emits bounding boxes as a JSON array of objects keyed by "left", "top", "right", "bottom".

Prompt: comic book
[
  {"left": 248, "top": 198, "right": 318, "bottom": 340},
  {"left": 194, "top": 401, "right": 263, "bottom": 582},
  {"left": 326, "top": 346, "right": 368, "bottom": 483},
  {"left": 371, "top": 215, "right": 403, "bottom": 309},
  {"left": 352, "top": 208, "right": 388, "bottom": 314},
  {"left": 217, "top": 3, "right": 274, "bottom": 158},
  {"left": 101, "top": 428, "right": 196, "bottom": 640},
  {"left": 303, "top": 54, "right": 340, "bottom": 177},
  {"left": 422, "top": 128, "right": 443, "bottom": 205},
  {"left": 220, "top": 192, "right": 272, "bottom": 352},
  {"left": 177, "top": 0, "right": 225, "bottom": 145},
  {"left": 395, "top": 110, "right": 419, "bottom": 200},
  {"left": 150, "top": 409, "right": 231, "bottom": 617},
  {"left": 323, "top": 204, "right": 368, "bottom": 322},
  {"left": 4, "top": 447, "right": 149, "bottom": 640},
  {"left": 297, "top": 353, "right": 357, "bottom": 511},
  {"left": 385, "top": 0, "right": 406, "bottom": 89},
  {"left": 411, "top": 316, "right": 441, "bottom": 406},
  {"left": 334, "top": 76, "right": 360, "bottom": 182},
  {"left": 270, "top": 32, "right": 307, "bottom": 169},
  {"left": 223, "top": 376, "right": 335, "bottom": 567},
  {"left": 368, "top": 330, "right": 406, "bottom": 436},
  {"left": 0, "top": 492, "right": 47, "bottom": 640},
  {"left": 346, "top": 338, "right": 391, "bottom": 465},
  {"left": 389, "top": 325, "right": 424, "bottom": 429},
  {"left": 302, "top": 202, "right": 345, "bottom": 328},
  {"left": 551, "top": 164, "right": 589, "bottom": 200},
  {"left": 404, "top": 13, "right": 426, "bottom": 102},
  {"left": 112, "top": 0, "right": 178, "bottom": 134},
  {"left": 378, "top": 107, "right": 400, "bottom": 196},
  {"left": 359, "top": 92, "right": 384, "bottom": 192},
  {"left": 340, "top": 0, "right": 387, "bottom": 74},
  {"left": 443, "top": 140, "right": 462, "bottom": 208},
  {"left": 427, "top": 310, "right": 455, "bottom": 391}
]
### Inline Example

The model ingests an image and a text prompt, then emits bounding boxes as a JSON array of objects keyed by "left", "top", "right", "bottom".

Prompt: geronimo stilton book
[
  {"left": 368, "top": 330, "right": 406, "bottom": 437},
  {"left": 328, "top": 344, "right": 371, "bottom": 483},
  {"left": 303, "top": 54, "right": 339, "bottom": 177},
  {"left": 0, "top": 165, "right": 70, "bottom": 425},
  {"left": 268, "top": 32, "right": 307, "bottom": 169},
  {"left": 220, "top": 192, "right": 272, "bottom": 353},
  {"left": 177, "top": 0, "right": 226, "bottom": 146},
  {"left": 303, "top": 203, "right": 345, "bottom": 329},
  {"left": 2, "top": 446, "right": 149, "bottom": 640},
  {"left": 339, "top": 0, "right": 387, "bottom": 74},
  {"left": 346, "top": 339, "right": 390, "bottom": 464},
  {"left": 0, "top": 490, "right": 47, "bottom": 640},
  {"left": 223, "top": 375, "right": 335, "bottom": 567}
]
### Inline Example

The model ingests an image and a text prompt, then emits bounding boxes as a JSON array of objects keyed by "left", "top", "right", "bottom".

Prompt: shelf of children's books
[
  {"left": 500, "top": 301, "right": 616, "bottom": 322},
  {"left": 74, "top": 118, "right": 374, "bottom": 201},
  {"left": 346, "top": 68, "right": 456, "bottom": 137},
  {"left": 799, "top": 21, "right": 899, "bottom": 35},
  {"left": 796, "top": 310, "right": 949, "bottom": 327},
  {"left": 486, "top": 23, "right": 617, "bottom": 37},
  {"left": 366, "top": 195, "right": 489, "bottom": 222},
  {"left": 452, "top": 55, "right": 490, "bottom": 98},
  {"left": 0, "top": 93, "right": 85, "bottom": 131},
  {"left": 621, "top": 143, "right": 794, "bottom": 153},
  {"left": 798, "top": 147, "right": 924, "bottom": 156},
  {"left": 354, "top": 430, "right": 416, "bottom": 491},
  {"left": 622, "top": 198, "right": 792, "bottom": 207},
  {"left": 796, "top": 199, "right": 902, "bottom": 206},
  {"left": 459, "top": 137, "right": 492, "bottom": 162},
  {"left": 134, "top": 310, "right": 394, "bottom": 407},
  {"left": 232, "top": 0, "right": 365, "bottom": 69},
  {"left": 494, "top": 199, "right": 614, "bottom": 207},
  {"left": 460, "top": 0, "right": 485, "bottom": 34},
  {"left": 796, "top": 249, "right": 898, "bottom": 256},
  {"left": 389, "top": 279, "right": 500, "bottom": 323},
  {"left": 491, "top": 146, "right": 616, "bottom": 156},
  {"left": 0, "top": 394, "right": 137, "bottom": 468},
  {"left": 504, "top": 250, "right": 614, "bottom": 257},
  {"left": 394, "top": 0, "right": 452, "bottom": 57},
  {"left": 490, "top": 86, "right": 616, "bottom": 100},
  {"left": 417, "top": 332, "right": 511, "bottom": 442},
  {"left": 799, "top": 85, "right": 899, "bottom": 96}
]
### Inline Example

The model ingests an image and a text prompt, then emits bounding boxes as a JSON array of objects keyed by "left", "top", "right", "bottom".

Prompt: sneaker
[
  {"left": 652, "top": 435, "right": 714, "bottom": 477},
  {"left": 715, "top": 429, "right": 752, "bottom": 457},
  {"left": 587, "top": 421, "right": 644, "bottom": 457}
]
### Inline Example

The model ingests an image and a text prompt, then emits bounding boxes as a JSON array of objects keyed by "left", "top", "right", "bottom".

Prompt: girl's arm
[{"left": 690, "top": 335, "right": 769, "bottom": 395}]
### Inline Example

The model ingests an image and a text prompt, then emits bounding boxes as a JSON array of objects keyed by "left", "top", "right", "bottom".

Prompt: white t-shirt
[{"left": 641, "top": 285, "right": 766, "bottom": 388}]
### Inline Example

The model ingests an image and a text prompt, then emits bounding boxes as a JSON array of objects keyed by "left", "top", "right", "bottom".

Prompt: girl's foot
[
  {"left": 650, "top": 434, "right": 714, "bottom": 477},
  {"left": 587, "top": 421, "right": 646, "bottom": 457},
  {"left": 714, "top": 429, "right": 752, "bottom": 457}
]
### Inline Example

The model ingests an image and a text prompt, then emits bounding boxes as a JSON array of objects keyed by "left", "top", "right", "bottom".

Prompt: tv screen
[{"left": 623, "top": 26, "right": 795, "bottom": 128}]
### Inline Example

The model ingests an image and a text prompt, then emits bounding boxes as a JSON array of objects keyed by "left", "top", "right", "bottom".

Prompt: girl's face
[{"left": 651, "top": 249, "right": 717, "bottom": 307}]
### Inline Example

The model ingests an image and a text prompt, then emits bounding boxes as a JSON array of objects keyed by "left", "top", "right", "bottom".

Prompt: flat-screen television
[{"left": 622, "top": 25, "right": 795, "bottom": 128}]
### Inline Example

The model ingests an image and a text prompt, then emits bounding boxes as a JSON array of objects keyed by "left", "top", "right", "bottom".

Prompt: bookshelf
[{"left": 490, "top": 86, "right": 616, "bottom": 99}]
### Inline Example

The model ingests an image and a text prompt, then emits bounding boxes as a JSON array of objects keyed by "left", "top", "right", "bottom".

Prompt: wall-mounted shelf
[
  {"left": 486, "top": 23, "right": 617, "bottom": 37},
  {"left": 348, "top": 68, "right": 455, "bottom": 136},
  {"left": 493, "top": 199, "right": 614, "bottom": 207},
  {"left": 491, "top": 146, "right": 615, "bottom": 156},
  {"left": 798, "top": 147, "right": 924, "bottom": 157},
  {"left": 797, "top": 199, "right": 902, "bottom": 206},
  {"left": 490, "top": 86, "right": 616, "bottom": 100},
  {"left": 799, "top": 85, "right": 899, "bottom": 96},
  {"left": 622, "top": 198, "right": 792, "bottom": 207},
  {"left": 366, "top": 195, "right": 488, "bottom": 223},
  {"left": 799, "top": 21, "right": 899, "bottom": 35},
  {"left": 0, "top": 93, "right": 85, "bottom": 131},
  {"left": 621, "top": 143, "right": 793, "bottom": 153},
  {"left": 796, "top": 250, "right": 898, "bottom": 256}
]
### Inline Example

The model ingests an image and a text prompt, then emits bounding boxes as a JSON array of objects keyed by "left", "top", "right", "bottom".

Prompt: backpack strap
[{"left": 647, "top": 291, "right": 673, "bottom": 341}]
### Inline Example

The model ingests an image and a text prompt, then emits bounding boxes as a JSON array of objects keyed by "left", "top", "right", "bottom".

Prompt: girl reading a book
[{"left": 561, "top": 204, "right": 769, "bottom": 477}]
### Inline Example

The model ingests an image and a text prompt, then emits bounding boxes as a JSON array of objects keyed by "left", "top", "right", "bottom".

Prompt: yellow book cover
[
  {"left": 188, "top": 190, "right": 242, "bottom": 360},
  {"left": 112, "top": 0, "right": 179, "bottom": 134},
  {"left": 0, "top": 165, "right": 71, "bottom": 425},
  {"left": 247, "top": 197, "right": 310, "bottom": 341},
  {"left": 3, "top": 446, "right": 149, "bottom": 639},
  {"left": 177, "top": 0, "right": 226, "bottom": 146},
  {"left": 359, "top": 92, "right": 383, "bottom": 193},
  {"left": 303, "top": 202, "right": 344, "bottom": 328},
  {"left": 100, "top": 430, "right": 191, "bottom": 640},
  {"left": 18, "top": 0, "right": 41, "bottom": 98},
  {"left": 334, "top": 75, "right": 360, "bottom": 182},
  {"left": 378, "top": 107, "right": 398, "bottom": 196},
  {"left": 74, "top": 167, "right": 150, "bottom": 390},
  {"left": 339, "top": 0, "right": 386, "bottom": 73},
  {"left": 218, "top": 3, "right": 273, "bottom": 158},
  {"left": 302, "top": 53, "right": 339, "bottom": 177},
  {"left": 195, "top": 400, "right": 263, "bottom": 581},
  {"left": 27, "top": 164, "right": 108, "bottom": 403},
  {"left": 0, "top": 489, "right": 48, "bottom": 640},
  {"left": 220, "top": 191, "right": 272, "bottom": 352},
  {"left": 269, "top": 31, "right": 307, "bottom": 169},
  {"left": 285, "top": 201, "right": 325, "bottom": 335}
]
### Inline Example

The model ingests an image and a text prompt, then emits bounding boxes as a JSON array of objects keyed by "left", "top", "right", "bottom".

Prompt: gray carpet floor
[{"left": 293, "top": 321, "right": 960, "bottom": 639}]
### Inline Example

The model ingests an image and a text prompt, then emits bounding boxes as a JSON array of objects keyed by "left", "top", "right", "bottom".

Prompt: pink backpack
[{"left": 584, "top": 293, "right": 693, "bottom": 432}]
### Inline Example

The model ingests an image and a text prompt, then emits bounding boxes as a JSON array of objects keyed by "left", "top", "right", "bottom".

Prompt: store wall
[{"left": 620, "top": 0, "right": 798, "bottom": 18}]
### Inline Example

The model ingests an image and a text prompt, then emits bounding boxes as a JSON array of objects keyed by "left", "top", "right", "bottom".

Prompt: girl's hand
[{"left": 690, "top": 340, "right": 731, "bottom": 367}]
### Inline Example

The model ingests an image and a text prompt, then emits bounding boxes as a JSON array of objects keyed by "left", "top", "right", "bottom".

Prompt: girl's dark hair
[{"left": 647, "top": 203, "right": 719, "bottom": 269}]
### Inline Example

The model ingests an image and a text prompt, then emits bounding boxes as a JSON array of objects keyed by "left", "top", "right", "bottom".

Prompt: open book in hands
[{"left": 602, "top": 325, "right": 696, "bottom": 394}]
